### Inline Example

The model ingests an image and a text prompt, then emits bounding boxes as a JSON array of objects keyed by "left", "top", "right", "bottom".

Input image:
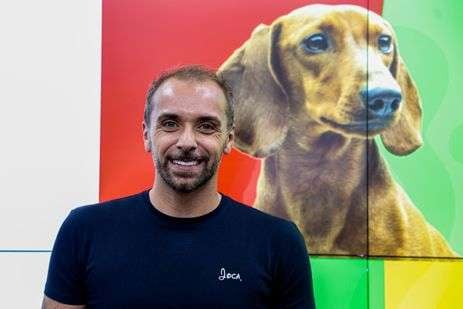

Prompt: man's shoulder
[
  {"left": 67, "top": 191, "right": 147, "bottom": 225},
  {"left": 223, "top": 194, "right": 299, "bottom": 235}
]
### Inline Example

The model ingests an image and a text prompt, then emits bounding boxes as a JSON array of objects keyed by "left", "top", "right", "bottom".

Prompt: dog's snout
[{"left": 360, "top": 88, "right": 402, "bottom": 118}]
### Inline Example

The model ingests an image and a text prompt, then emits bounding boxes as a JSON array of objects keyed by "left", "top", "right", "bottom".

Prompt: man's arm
[
  {"left": 273, "top": 222, "right": 316, "bottom": 308},
  {"left": 41, "top": 295, "right": 85, "bottom": 309},
  {"left": 44, "top": 210, "right": 87, "bottom": 307}
]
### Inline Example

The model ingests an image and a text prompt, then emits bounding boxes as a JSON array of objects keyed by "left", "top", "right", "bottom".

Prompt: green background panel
[
  {"left": 380, "top": 0, "right": 463, "bottom": 255},
  {"left": 368, "top": 259, "right": 385, "bottom": 309},
  {"left": 311, "top": 257, "right": 368, "bottom": 308}
]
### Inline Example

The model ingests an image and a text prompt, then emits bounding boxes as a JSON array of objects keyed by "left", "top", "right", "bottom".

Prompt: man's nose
[{"left": 176, "top": 127, "right": 197, "bottom": 151}]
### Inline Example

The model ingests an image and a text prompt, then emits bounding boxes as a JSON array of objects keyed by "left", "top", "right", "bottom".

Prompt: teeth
[{"left": 172, "top": 160, "right": 199, "bottom": 166}]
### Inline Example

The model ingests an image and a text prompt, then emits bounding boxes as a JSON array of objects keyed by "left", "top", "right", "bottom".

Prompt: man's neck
[{"left": 149, "top": 180, "right": 221, "bottom": 218}]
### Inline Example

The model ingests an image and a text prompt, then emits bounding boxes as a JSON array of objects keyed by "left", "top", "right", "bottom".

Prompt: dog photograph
[{"left": 219, "top": 4, "right": 460, "bottom": 258}]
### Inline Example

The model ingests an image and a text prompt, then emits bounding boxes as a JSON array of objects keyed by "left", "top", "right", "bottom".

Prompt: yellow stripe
[{"left": 385, "top": 260, "right": 463, "bottom": 309}]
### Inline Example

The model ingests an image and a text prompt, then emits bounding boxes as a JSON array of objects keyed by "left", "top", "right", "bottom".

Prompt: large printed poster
[{"left": 101, "top": 0, "right": 463, "bottom": 307}]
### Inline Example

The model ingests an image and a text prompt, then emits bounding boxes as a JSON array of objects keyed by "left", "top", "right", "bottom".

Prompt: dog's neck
[
  {"left": 258, "top": 127, "right": 388, "bottom": 254},
  {"left": 281, "top": 127, "right": 369, "bottom": 173}
]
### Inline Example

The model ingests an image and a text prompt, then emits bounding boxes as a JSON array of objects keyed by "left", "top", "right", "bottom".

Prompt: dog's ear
[
  {"left": 218, "top": 23, "right": 288, "bottom": 157},
  {"left": 380, "top": 45, "right": 423, "bottom": 156}
]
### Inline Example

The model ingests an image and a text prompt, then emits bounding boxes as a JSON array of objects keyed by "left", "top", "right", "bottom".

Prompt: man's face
[{"left": 143, "top": 78, "right": 233, "bottom": 193}]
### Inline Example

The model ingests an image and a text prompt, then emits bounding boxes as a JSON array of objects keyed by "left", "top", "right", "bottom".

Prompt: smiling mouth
[
  {"left": 321, "top": 117, "right": 392, "bottom": 134},
  {"left": 168, "top": 159, "right": 205, "bottom": 177},
  {"left": 171, "top": 159, "right": 201, "bottom": 166}
]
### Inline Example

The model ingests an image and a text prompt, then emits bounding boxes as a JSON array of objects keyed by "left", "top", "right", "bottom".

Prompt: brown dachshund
[{"left": 219, "top": 4, "right": 459, "bottom": 257}]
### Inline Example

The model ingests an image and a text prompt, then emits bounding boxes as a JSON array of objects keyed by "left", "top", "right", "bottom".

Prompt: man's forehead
[
  {"left": 151, "top": 78, "right": 227, "bottom": 121},
  {"left": 154, "top": 78, "right": 225, "bottom": 102}
]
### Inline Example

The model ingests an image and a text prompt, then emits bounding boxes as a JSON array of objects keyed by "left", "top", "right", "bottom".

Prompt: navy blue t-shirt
[{"left": 45, "top": 191, "right": 315, "bottom": 308}]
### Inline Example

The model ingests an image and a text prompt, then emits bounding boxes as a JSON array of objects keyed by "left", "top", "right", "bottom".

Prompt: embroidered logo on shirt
[{"left": 218, "top": 267, "right": 242, "bottom": 282}]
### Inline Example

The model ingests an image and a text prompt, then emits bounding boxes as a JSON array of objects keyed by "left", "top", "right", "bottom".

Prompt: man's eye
[
  {"left": 161, "top": 120, "right": 178, "bottom": 130},
  {"left": 197, "top": 123, "right": 217, "bottom": 133}
]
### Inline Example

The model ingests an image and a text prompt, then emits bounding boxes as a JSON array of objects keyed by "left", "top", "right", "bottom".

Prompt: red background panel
[{"left": 100, "top": 0, "right": 382, "bottom": 203}]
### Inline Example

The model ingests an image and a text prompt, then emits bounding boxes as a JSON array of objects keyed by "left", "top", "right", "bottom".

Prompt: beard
[{"left": 155, "top": 150, "right": 221, "bottom": 193}]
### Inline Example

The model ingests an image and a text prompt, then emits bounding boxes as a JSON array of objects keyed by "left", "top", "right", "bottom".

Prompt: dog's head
[{"left": 219, "top": 4, "right": 422, "bottom": 157}]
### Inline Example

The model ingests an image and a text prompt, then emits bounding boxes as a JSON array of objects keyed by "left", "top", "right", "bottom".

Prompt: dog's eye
[
  {"left": 378, "top": 35, "right": 392, "bottom": 53},
  {"left": 301, "top": 33, "right": 330, "bottom": 53}
]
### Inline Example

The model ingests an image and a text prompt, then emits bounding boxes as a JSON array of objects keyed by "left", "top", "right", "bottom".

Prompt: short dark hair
[{"left": 144, "top": 65, "right": 234, "bottom": 129}]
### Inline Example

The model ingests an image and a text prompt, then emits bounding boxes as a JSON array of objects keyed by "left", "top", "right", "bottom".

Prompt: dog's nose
[{"left": 360, "top": 88, "right": 402, "bottom": 118}]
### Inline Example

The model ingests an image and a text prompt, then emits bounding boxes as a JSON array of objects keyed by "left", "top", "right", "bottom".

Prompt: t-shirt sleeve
[
  {"left": 44, "top": 209, "right": 86, "bottom": 305},
  {"left": 272, "top": 221, "right": 316, "bottom": 309}
]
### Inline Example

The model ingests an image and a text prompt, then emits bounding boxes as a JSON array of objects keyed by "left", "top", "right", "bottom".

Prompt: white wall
[{"left": 0, "top": 0, "right": 101, "bottom": 307}]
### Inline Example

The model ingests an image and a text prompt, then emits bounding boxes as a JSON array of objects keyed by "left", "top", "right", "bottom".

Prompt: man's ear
[
  {"left": 223, "top": 127, "right": 235, "bottom": 155},
  {"left": 380, "top": 43, "right": 423, "bottom": 155},
  {"left": 142, "top": 121, "right": 152, "bottom": 152}
]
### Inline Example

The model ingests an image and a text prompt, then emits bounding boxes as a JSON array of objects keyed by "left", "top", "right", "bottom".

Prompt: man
[{"left": 43, "top": 66, "right": 316, "bottom": 308}]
